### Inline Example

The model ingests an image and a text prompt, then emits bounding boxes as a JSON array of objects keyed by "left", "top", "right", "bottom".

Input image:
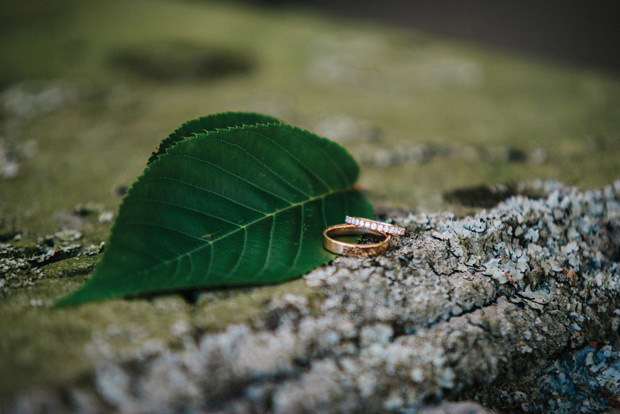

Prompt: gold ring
[
  {"left": 345, "top": 215, "right": 405, "bottom": 236},
  {"left": 323, "top": 224, "right": 391, "bottom": 257}
]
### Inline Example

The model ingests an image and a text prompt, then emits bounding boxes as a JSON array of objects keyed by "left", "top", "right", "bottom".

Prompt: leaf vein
[
  {"left": 207, "top": 137, "right": 313, "bottom": 198},
  {"left": 178, "top": 154, "right": 295, "bottom": 205},
  {"left": 187, "top": 253, "right": 195, "bottom": 281},
  {"left": 146, "top": 175, "right": 269, "bottom": 215},
  {"left": 321, "top": 196, "right": 328, "bottom": 229},
  {"left": 170, "top": 258, "right": 181, "bottom": 282},
  {"left": 226, "top": 227, "right": 248, "bottom": 280},
  {"left": 253, "top": 215, "right": 275, "bottom": 280},
  {"left": 123, "top": 220, "right": 206, "bottom": 243},
  {"left": 289, "top": 204, "right": 305, "bottom": 276},
  {"left": 204, "top": 244, "right": 214, "bottom": 281},
  {"left": 116, "top": 242, "right": 165, "bottom": 263},
  {"left": 252, "top": 133, "right": 334, "bottom": 192},
  {"left": 296, "top": 129, "right": 351, "bottom": 187},
  {"left": 132, "top": 196, "right": 241, "bottom": 228}
]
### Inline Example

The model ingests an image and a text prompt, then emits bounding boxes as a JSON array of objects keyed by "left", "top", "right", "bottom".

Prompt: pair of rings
[{"left": 322, "top": 216, "right": 405, "bottom": 257}]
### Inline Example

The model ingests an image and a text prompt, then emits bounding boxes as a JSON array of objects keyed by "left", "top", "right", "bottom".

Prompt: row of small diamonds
[{"left": 345, "top": 216, "right": 405, "bottom": 235}]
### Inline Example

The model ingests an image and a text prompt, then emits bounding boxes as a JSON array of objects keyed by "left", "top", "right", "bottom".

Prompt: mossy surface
[
  {"left": 0, "top": 266, "right": 322, "bottom": 398},
  {"left": 1, "top": 0, "right": 619, "bottom": 403},
  {"left": 0, "top": 274, "right": 183, "bottom": 398}
]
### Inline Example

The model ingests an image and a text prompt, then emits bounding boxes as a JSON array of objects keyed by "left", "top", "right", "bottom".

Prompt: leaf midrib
[{"left": 111, "top": 187, "right": 352, "bottom": 288}]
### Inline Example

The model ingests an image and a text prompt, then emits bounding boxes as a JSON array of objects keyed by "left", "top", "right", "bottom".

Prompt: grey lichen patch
[
  {"left": 443, "top": 182, "right": 546, "bottom": 208},
  {"left": 471, "top": 343, "right": 620, "bottom": 413},
  {"left": 312, "top": 114, "right": 380, "bottom": 145},
  {"left": 420, "top": 402, "right": 495, "bottom": 414},
  {"left": 0, "top": 137, "right": 23, "bottom": 180},
  {"left": 0, "top": 79, "right": 80, "bottom": 121},
  {"left": 0, "top": 79, "right": 81, "bottom": 182},
  {"left": 5, "top": 180, "right": 618, "bottom": 413},
  {"left": 353, "top": 142, "right": 543, "bottom": 170},
  {"left": 0, "top": 228, "right": 102, "bottom": 297},
  {"left": 191, "top": 279, "right": 324, "bottom": 332}
]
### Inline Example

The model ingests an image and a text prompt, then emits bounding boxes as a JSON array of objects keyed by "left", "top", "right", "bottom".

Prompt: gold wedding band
[
  {"left": 345, "top": 215, "right": 405, "bottom": 236},
  {"left": 323, "top": 224, "right": 391, "bottom": 257}
]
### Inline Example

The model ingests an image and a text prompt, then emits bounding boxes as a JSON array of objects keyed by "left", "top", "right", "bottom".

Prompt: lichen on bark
[{"left": 4, "top": 181, "right": 619, "bottom": 413}]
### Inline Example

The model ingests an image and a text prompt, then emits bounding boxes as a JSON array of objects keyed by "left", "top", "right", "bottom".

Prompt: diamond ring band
[{"left": 345, "top": 216, "right": 405, "bottom": 236}]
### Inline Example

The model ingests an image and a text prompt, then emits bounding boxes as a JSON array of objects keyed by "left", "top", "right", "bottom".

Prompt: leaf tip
[
  {"left": 52, "top": 278, "right": 117, "bottom": 308},
  {"left": 52, "top": 292, "right": 85, "bottom": 309}
]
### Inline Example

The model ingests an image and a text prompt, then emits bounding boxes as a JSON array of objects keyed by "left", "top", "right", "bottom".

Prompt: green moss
[
  {"left": 0, "top": 276, "right": 192, "bottom": 399},
  {"left": 42, "top": 255, "right": 100, "bottom": 278}
]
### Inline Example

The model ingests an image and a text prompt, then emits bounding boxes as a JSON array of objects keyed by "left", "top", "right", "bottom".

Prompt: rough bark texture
[{"left": 4, "top": 181, "right": 619, "bottom": 414}]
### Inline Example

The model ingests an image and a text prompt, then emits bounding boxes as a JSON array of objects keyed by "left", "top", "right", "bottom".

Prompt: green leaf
[
  {"left": 55, "top": 113, "right": 374, "bottom": 307},
  {"left": 148, "top": 112, "right": 281, "bottom": 164}
]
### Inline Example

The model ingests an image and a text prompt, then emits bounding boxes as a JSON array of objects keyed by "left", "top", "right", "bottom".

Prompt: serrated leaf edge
[{"left": 148, "top": 112, "right": 284, "bottom": 165}]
